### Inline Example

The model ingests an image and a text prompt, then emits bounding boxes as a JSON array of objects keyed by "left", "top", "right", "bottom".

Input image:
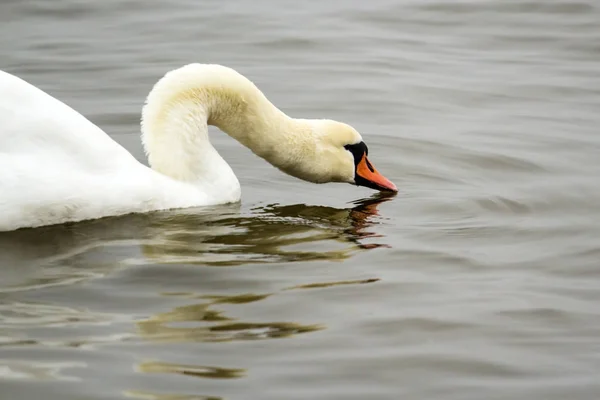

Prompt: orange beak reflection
[{"left": 355, "top": 154, "right": 397, "bottom": 192}]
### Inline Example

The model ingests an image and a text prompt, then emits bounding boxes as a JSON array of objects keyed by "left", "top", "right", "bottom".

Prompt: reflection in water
[
  {"left": 131, "top": 273, "right": 382, "bottom": 399},
  {"left": 135, "top": 296, "right": 324, "bottom": 344},
  {"left": 137, "top": 361, "right": 245, "bottom": 379},
  {"left": 0, "top": 360, "right": 84, "bottom": 382},
  {"left": 285, "top": 278, "right": 380, "bottom": 290},
  {"left": 0, "top": 194, "right": 392, "bottom": 400},
  {"left": 125, "top": 391, "right": 222, "bottom": 400},
  {"left": 142, "top": 275, "right": 381, "bottom": 341},
  {"left": 0, "top": 193, "right": 393, "bottom": 293},
  {"left": 140, "top": 192, "right": 395, "bottom": 266}
]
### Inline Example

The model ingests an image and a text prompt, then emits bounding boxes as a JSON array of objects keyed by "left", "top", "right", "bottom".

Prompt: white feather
[{"left": 0, "top": 64, "right": 362, "bottom": 231}]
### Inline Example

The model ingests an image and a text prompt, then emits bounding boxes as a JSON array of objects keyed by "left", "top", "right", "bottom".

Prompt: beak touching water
[{"left": 355, "top": 154, "right": 397, "bottom": 192}]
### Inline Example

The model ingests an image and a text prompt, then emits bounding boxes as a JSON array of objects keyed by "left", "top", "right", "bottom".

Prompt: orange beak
[{"left": 355, "top": 154, "right": 397, "bottom": 192}]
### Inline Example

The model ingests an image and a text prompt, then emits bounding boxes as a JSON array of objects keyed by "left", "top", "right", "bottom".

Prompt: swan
[{"left": 0, "top": 64, "right": 396, "bottom": 232}]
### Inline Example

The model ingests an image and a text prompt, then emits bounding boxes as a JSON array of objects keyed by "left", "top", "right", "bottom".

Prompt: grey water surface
[{"left": 1, "top": 0, "right": 600, "bottom": 399}]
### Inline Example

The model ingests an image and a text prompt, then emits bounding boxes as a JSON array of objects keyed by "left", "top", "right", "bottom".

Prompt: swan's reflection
[
  {"left": 129, "top": 278, "right": 380, "bottom": 398},
  {"left": 125, "top": 390, "right": 222, "bottom": 400},
  {"left": 140, "top": 192, "right": 395, "bottom": 266},
  {"left": 135, "top": 291, "right": 324, "bottom": 344},
  {"left": 0, "top": 193, "right": 393, "bottom": 291},
  {"left": 0, "top": 194, "right": 393, "bottom": 400}
]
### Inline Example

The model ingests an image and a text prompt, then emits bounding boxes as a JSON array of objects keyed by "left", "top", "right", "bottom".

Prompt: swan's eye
[{"left": 344, "top": 142, "right": 368, "bottom": 166}]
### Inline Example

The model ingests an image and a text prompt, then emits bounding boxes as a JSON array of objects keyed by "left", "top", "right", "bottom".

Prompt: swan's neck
[{"left": 141, "top": 64, "right": 309, "bottom": 191}]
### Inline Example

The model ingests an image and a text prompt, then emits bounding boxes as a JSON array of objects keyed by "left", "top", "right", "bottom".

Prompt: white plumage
[{"left": 0, "top": 64, "right": 366, "bottom": 231}]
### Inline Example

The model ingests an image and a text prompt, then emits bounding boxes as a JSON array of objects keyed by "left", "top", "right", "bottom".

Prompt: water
[{"left": 1, "top": 0, "right": 600, "bottom": 398}]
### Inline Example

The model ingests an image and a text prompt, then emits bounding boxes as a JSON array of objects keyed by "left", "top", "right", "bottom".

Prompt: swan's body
[{"left": 0, "top": 64, "right": 396, "bottom": 232}]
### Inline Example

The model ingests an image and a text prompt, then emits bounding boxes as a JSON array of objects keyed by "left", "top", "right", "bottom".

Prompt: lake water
[{"left": 1, "top": 0, "right": 600, "bottom": 399}]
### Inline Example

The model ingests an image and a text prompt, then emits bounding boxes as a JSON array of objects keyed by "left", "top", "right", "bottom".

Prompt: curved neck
[{"left": 141, "top": 64, "right": 304, "bottom": 187}]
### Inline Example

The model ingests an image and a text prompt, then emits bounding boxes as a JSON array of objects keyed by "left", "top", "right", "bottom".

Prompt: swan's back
[
  {"left": 0, "top": 70, "right": 195, "bottom": 231},
  {"left": 0, "top": 70, "right": 135, "bottom": 169}
]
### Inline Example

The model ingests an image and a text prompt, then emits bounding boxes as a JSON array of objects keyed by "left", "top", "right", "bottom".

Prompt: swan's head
[
  {"left": 285, "top": 120, "right": 397, "bottom": 192},
  {"left": 140, "top": 63, "right": 395, "bottom": 193}
]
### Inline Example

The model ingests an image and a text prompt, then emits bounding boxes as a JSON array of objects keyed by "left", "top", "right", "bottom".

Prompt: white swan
[{"left": 0, "top": 64, "right": 396, "bottom": 232}]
